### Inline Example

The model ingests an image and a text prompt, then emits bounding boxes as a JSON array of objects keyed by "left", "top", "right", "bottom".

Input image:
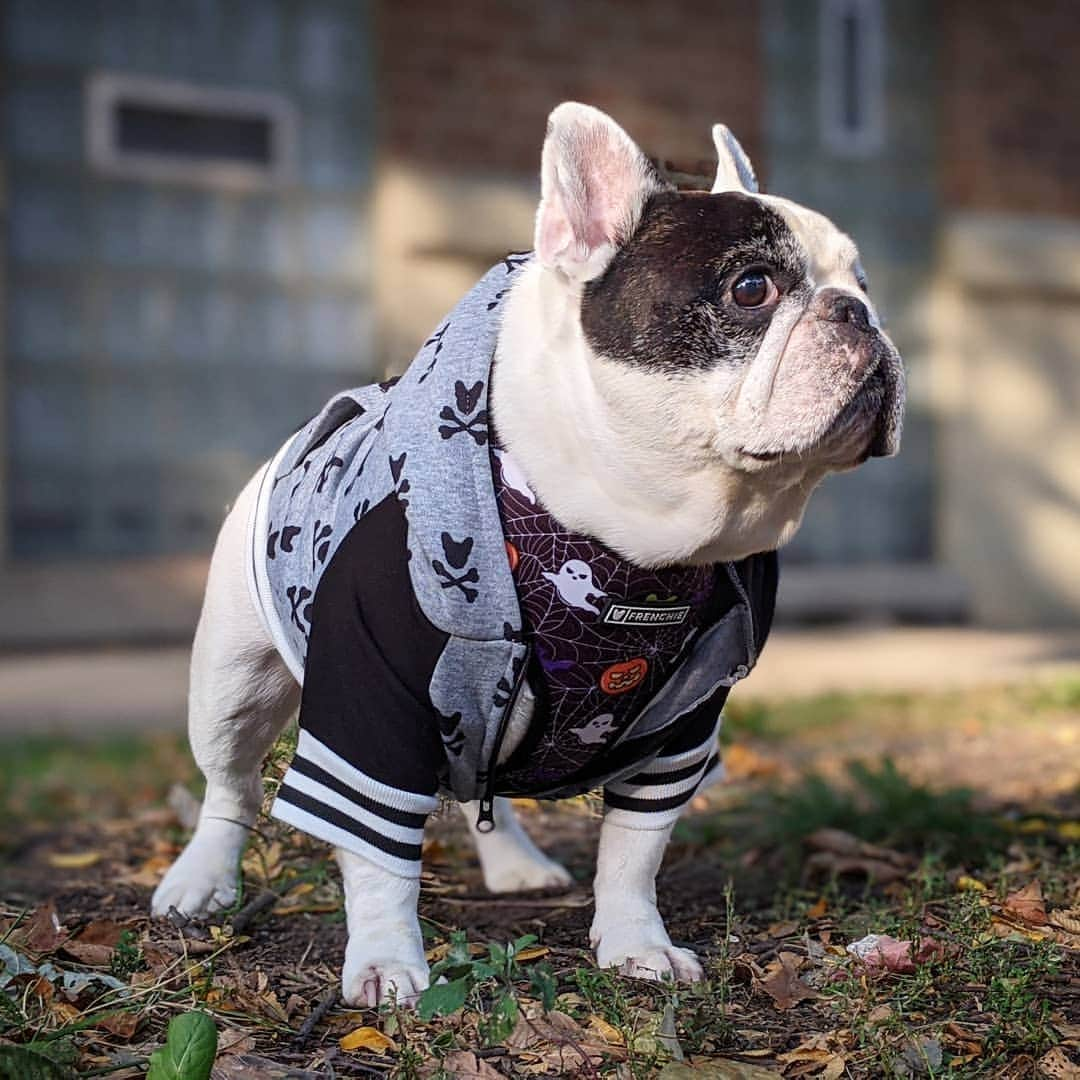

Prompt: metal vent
[{"left": 87, "top": 73, "right": 296, "bottom": 188}]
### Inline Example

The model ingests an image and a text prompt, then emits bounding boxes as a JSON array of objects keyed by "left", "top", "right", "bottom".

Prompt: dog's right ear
[{"left": 535, "top": 103, "right": 669, "bottom": 283}]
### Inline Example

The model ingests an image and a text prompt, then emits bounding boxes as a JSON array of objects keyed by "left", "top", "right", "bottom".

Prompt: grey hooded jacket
[{"left": 247, "top": 255, "right": 777, "bottom": 877}]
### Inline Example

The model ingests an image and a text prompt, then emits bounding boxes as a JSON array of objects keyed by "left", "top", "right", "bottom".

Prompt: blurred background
[{"left": 1, "top": 0, "right": 1079, "bottom": 724}]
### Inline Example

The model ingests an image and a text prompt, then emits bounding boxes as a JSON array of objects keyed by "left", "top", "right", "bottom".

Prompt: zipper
[
  {"left": 476, "top": 646, "right": 531, "bottom": 833},
  {"left": 723, "top": 561, "right": 757, "bottom": 673}
]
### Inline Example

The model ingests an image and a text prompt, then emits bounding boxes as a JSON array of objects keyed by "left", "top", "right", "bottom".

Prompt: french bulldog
[{"left": 151, "top": 103, "right": 904, "bottom": 1007}]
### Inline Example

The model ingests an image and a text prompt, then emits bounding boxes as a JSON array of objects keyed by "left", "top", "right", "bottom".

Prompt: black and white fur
[{"left": 152, "top": 103, "right": 904, "bottom": 1006}]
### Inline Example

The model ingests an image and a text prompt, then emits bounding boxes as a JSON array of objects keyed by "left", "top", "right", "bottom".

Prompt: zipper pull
[{"left": 476, "top": 795, "right": 496, "bottom": 833}]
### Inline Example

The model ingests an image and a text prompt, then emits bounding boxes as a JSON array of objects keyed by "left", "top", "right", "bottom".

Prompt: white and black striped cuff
[
  {"left": 602, "top": 733, "right": 721, "bottom": 829},
  {"left": 271, "top": 730, "right": 439, "bottom": 878}
]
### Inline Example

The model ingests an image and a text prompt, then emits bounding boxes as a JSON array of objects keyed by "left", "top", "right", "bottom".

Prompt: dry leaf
[
  {"left": 1049, "top": 908, "right": 1080, "bottom": 936},
  {"left": 440, "top": 1050, "right": 505, "bottom": 1078},
  {"left": 1037, "top": 1046, "right": 1080, "bottom": 1079},
  {"left": 755, "top": 952, "right": 817, "bottom": 1010},
  {"left": 1004, "top": 881, "right": 1049, "bottom": 926},
  {"left": 212, "top": 1054, "right": 323, "bottom": 1079},
  {"left": 47, "top": 850, "right": 102, "bottom": 869},
  {"left": 507, "top": 1008, "right": 613, "bottom": 1069},
  {"left": 723, "top": 743, "right": 781, "bottom": 780},
  {"left": 338, "top": 1025, "right": 397, "bottom": 1054},
  {"left": 97, "top": 1010, "right": 141, "bottom": 1038},
  {"left": 62, "top": 919, "right": 133, "bottom": 967},
  {"left": 515, "top": 945, "right": 550, "bottom": 962},
  {"left": 807, "top": 897, "right": 829, "bottom": 919},
  {"left": 22, "top": 901, "right": 69, "bottom": 954},
  {"left": 587, "top": 1014, "right": 624, "bottom": 1045}
]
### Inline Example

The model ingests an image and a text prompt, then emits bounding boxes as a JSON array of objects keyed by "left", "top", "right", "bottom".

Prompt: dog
[{"left": 152, "top": 103, "right": 904, "bottom": 1007}]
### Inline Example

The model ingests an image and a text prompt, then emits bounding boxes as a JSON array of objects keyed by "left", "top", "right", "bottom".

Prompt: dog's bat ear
[
  {"left": 711, "top": 123, "right": 759, "bottom": 194},
  {"left": 535, "top": 102, "right": 671, "bottom": 283}
]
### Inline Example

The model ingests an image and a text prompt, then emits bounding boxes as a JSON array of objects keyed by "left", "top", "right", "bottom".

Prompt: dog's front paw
[
  {"left": 341, "top": 928, "right": 430, "bottom": 1007},
  {"left": 151, "top": 823, "right": 245, "bottom": 918},
  {"left": 591, "top": 908, "right": 704, "bottom": 984},
  {"left": 601, "top": 943, "right": 704, "bottom": 983}
]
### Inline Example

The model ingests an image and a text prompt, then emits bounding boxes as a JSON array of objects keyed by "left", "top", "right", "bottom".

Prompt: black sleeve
[{"left": 297, "top": 494, "right": 450, "bottom": 795}]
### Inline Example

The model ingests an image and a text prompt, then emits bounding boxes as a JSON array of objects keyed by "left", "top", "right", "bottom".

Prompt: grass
[{"left": 1, "top": 679, "right": 1078, "bottom": 1077}]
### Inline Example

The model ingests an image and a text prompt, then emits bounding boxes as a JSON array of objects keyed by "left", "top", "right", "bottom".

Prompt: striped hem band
[{"left": 271, "top": 730, "right": 438, "bottom": 878}]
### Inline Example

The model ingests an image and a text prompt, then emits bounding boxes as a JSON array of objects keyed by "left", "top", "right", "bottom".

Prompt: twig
[
  {"left": 229, "top": 889, "right": 280, "bottom": 934},
  {"left": 294, "top": 985, "right": 339, "bottom": 1045}
]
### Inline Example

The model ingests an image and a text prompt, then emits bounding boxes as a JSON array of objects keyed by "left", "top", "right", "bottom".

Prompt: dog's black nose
[{"left": 818, "top": 288, "right": 871, "bottom": 331}]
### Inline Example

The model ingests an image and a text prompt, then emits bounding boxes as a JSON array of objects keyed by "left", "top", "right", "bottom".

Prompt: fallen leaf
[
  {"left": 506, "top": 1008, "right": 613, "bottom": 1069},
  {"left": 1037, "top": 1046, "right": 1080, "bottom": 1079},
  {"left": 339, "top": 1026, "right": 397, "bottom": 1054},
  {"left": 587, "top": 1014, "right": 624, "bottom": 1045},
  {"left": 1049, "top": 908, "right": 1080, "bottom": 936},
  {"left": 515, "top": 945, "right": 550, "bottom": 962},
  {"left": 212, "top": 1054, "right": 322, "bottom": 1079},
  {"left": 97, "top": 1010, "right": 141, "bottom": 1038},
  {"left": 956, "top": 875, "right": 987, "bottom": 892},
  {"left": 62, "top": 919, "right": 134, "bottom": 967},
  {"left": 755, "top": 952, "right": 817, "bottom": 1009},
  {"left": 47, "top": 851, "right": 102, "bottom": 869},
  {"left": 1004, "top": 881, "right": 1049, "bottom": 926},
  {"left": 807, "top": 897, "right": 829, "bottom": 919},
  {"left": 723, "top": 743, "right": 781, "bottom": 780},
  {"left": 439, "top": 1050, "right": 503, "bottom": 1079},
  {"left": 21, "top": 902, "right": 69, "bottom": 954}
]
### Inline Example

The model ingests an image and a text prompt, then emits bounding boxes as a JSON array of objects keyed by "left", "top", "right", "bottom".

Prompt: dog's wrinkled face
[
  {"left": 534, "top": 104, "right": 904, "bottom": 495},
  {"left": 580, "top": 189, "right": 903, "bottom": 475}
]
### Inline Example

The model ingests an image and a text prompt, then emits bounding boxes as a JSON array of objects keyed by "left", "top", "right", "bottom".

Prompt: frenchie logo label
[{"left": 600, "top": 599, "right": 691, "bottom": 627}]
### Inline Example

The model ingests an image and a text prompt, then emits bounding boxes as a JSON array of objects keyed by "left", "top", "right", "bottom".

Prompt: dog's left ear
[
  {"left": 535, "top": 102, "right": 670, "bottom": 283},
  {"left": 711, "top": 124, "right": 759, "bottom": 194}
]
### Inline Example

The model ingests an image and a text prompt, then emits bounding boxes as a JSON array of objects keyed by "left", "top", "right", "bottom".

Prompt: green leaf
[
  {"left": 146, "top": 1011, "right": 218, "bottom": 1080},
  {"left": 483, "top": 991, "right": 519, "bottom": 1044},
  {"left": 0, "top": 1045, "right": 72, "bottom": 1080},
  {"left": 416, "top": 977, "right": 470, "bottom": 1020},
  {"left": 510, "top": 934, "right": 539, "bottom": 955},
  {"left": 528, "top": 964, "right": 558, "bottom": 1013}
]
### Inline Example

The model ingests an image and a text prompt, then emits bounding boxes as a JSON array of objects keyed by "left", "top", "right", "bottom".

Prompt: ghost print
[{"left": 543, "top": 559, "right": 606, "bottom": 614}]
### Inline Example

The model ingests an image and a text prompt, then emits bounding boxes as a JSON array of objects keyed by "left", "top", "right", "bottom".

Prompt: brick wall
[
  {"left": 375, "top": 0, "right": 762, "bottom": 182},
  {"left": 943, "top": 0, "right": 1080, "bottom": 217}
]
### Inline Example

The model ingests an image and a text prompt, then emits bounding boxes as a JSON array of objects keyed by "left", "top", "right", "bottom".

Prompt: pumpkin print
[
  {"left": 505, "top": 540, "right": 520, "bottom": 573},
  {"left": 600, "top": 657, "right": 648, "bottom": 695}
]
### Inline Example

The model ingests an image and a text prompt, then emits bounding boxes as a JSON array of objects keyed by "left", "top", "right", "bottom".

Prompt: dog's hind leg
[
  {"left": 459, "top": 798, "right": 573, "bottom": 892},
  {"left": 152, "top": 467, "right": 299, "bottom": 919}
]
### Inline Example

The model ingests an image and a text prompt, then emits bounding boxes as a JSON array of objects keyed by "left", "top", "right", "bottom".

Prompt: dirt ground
[{"left": 2, "top": 679, "right": 1079, "bottom": 1078}]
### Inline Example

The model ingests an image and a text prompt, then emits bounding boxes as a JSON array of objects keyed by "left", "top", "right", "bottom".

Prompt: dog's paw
[
  {"left": 341, "top": 935, "right": 430, "bottom": 1007},
  {"left": 482, "top": 850, "right": 573, "bottom": 894},
  {"left": 151, "top": 854, "right": 237, "bottom": 917},
  {"left": 602, "top": 944, "right": 704, "bottom": 983},
  {"left": 150, "top": 823, "right": 244, "bottom": 918},
  {"left": 591, "top": 908, "right": 704, "bottom": 984}
]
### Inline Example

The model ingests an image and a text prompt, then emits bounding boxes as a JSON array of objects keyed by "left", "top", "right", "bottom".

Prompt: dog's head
[{"left": 534, "top": 104, "right": 904, "bottom": 530}]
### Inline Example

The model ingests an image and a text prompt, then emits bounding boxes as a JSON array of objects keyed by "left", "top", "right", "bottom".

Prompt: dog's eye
[{"left": 732, "top": 272, "right": 775, "bottom": 308}]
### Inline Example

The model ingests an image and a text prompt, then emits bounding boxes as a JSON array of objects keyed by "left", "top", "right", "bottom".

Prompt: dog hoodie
[{"left": 247, "top": 255, "right": 777, "bottom": 877}]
